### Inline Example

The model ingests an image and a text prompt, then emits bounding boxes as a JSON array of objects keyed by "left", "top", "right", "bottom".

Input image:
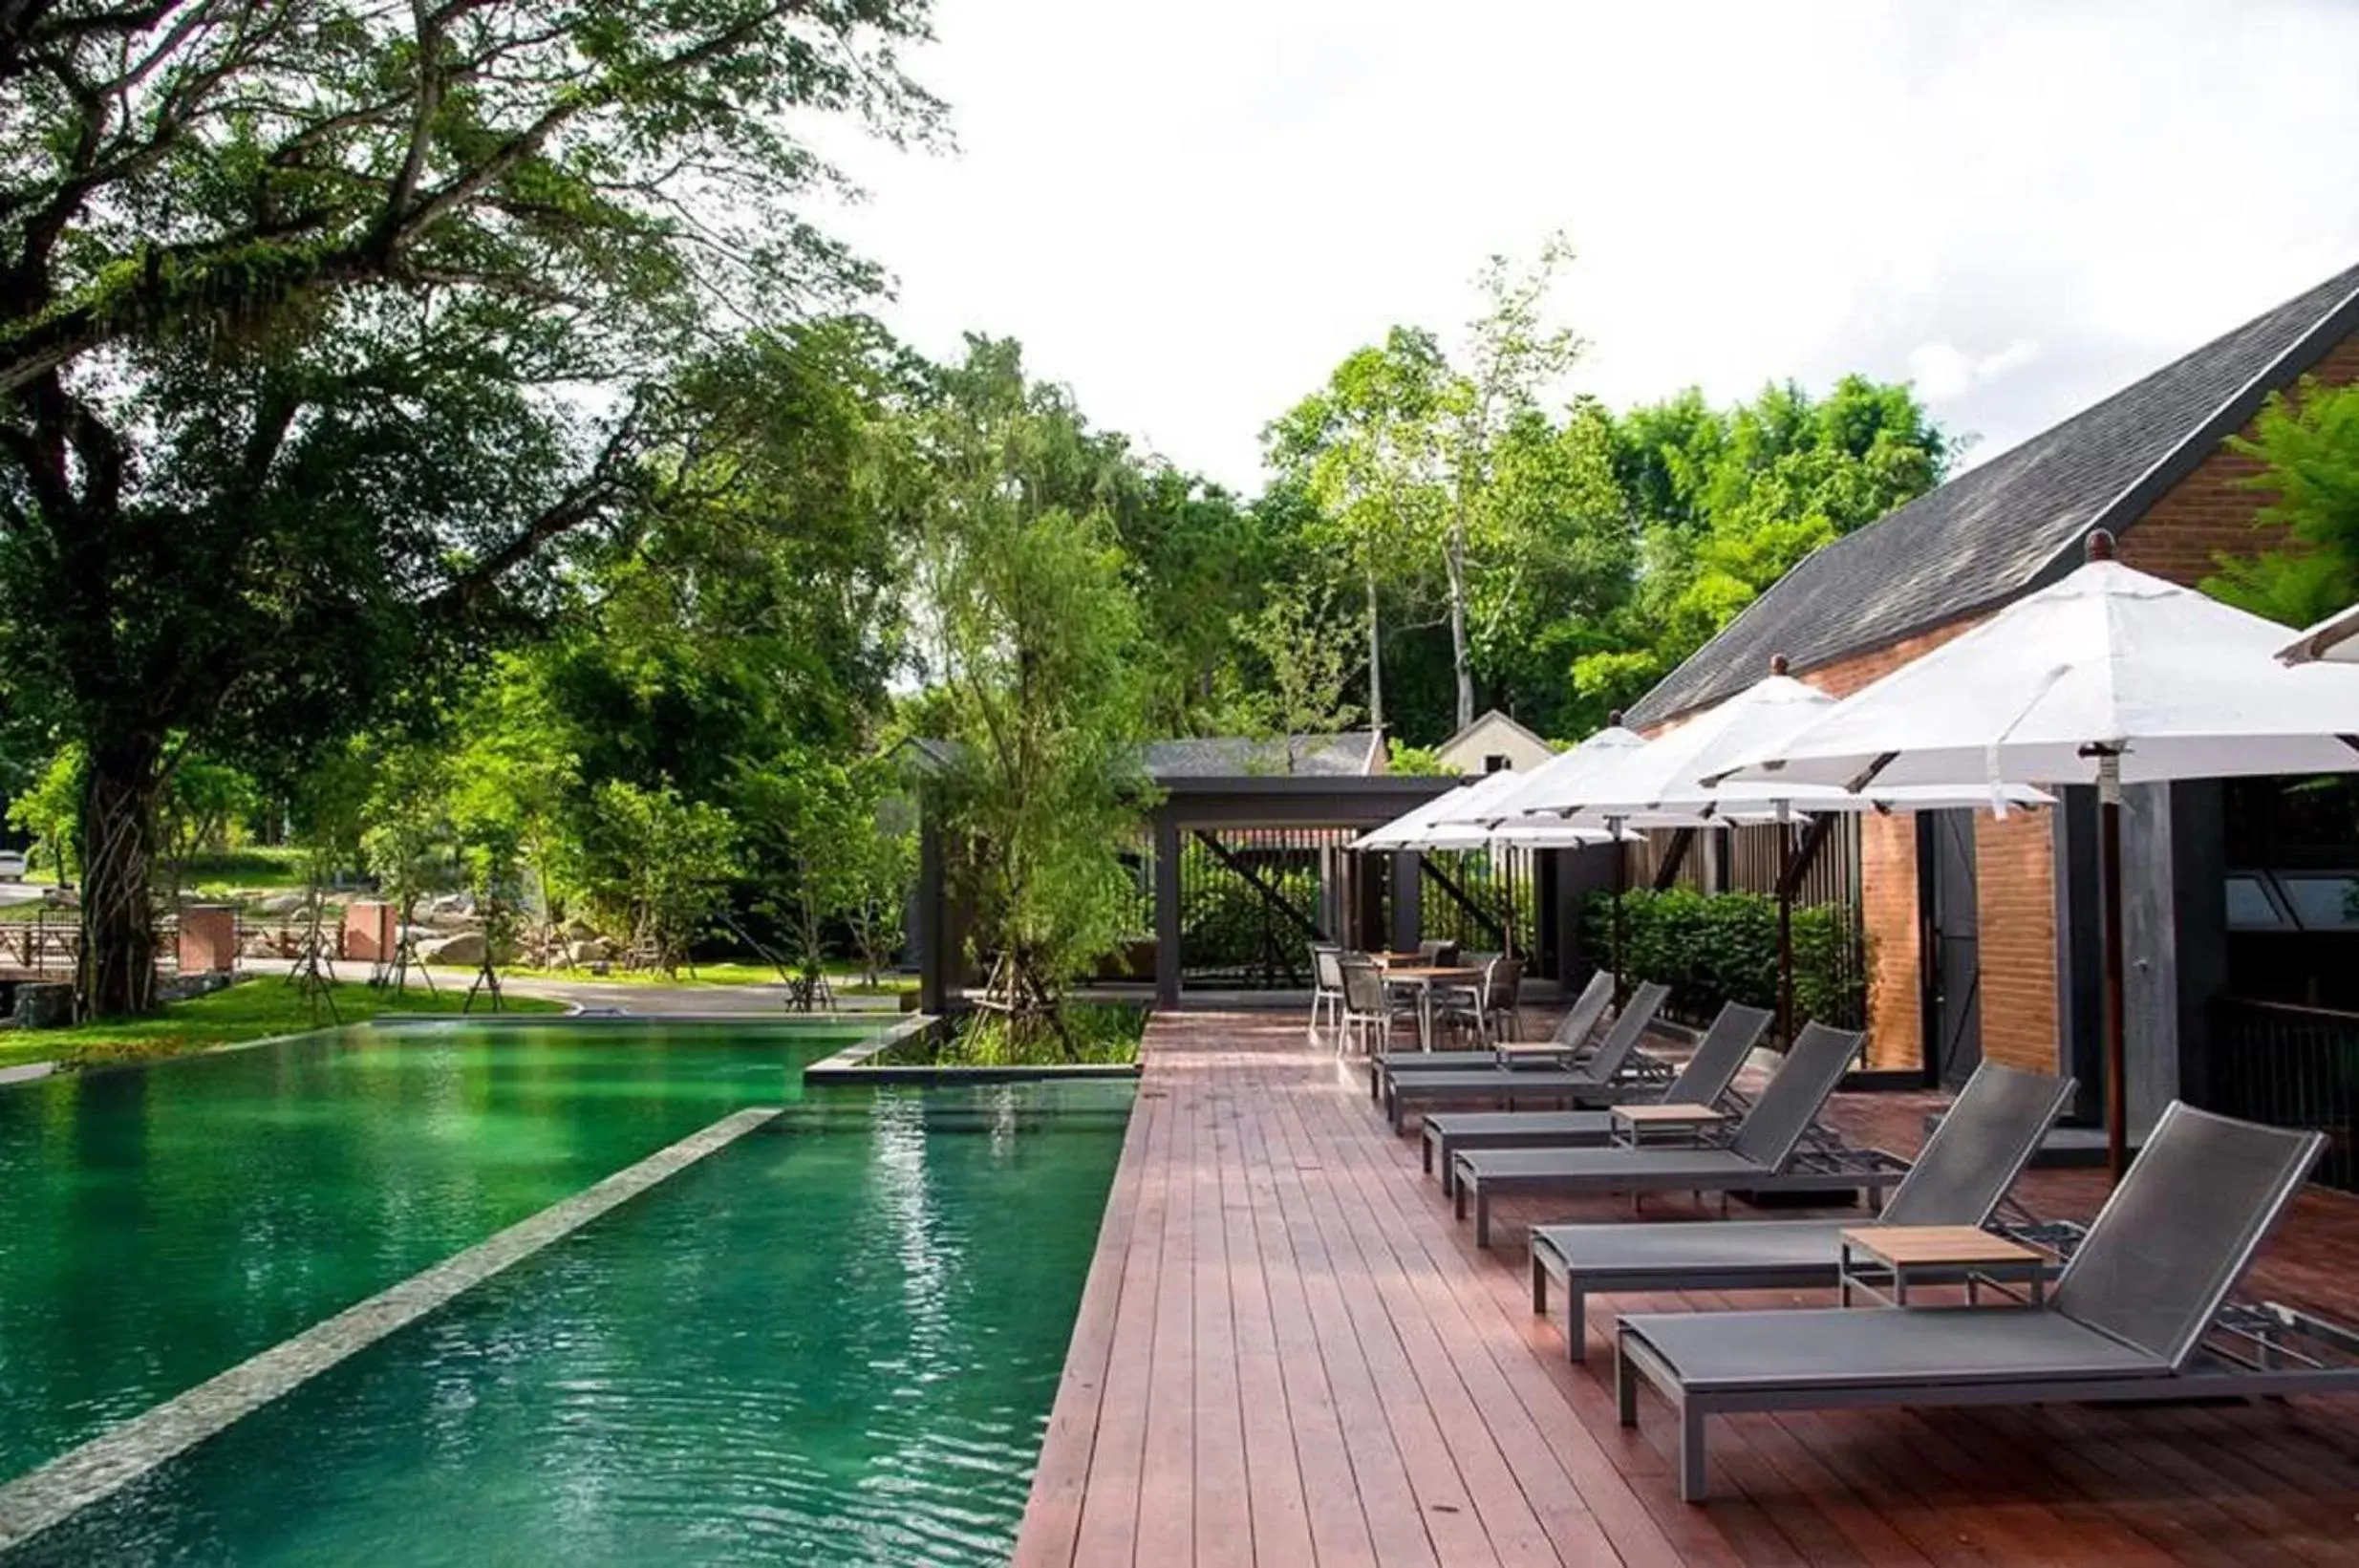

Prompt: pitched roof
[
  {"left": 1436, "top": 709, "right": 1555, "bottom": 758},
  {"left": 1141, "top": 732, "right": 1382, "bottom": 778},
  {"left": 1628, "top": 261, "right": 2359, "bottom": 727}
]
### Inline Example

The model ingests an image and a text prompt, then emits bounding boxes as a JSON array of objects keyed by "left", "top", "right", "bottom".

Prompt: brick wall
[
  {"left": 2117, "top": 333, "right": 2359, "bottom": 585},
  {"left": 1973, "top": 809, "right": 2062, "bottom": 1072},
  {"left": 1790, "top": 620, "right": 1982, "bottom": 1068}
]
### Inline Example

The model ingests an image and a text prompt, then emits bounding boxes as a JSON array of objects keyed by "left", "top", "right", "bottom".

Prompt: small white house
[{"left": 1432, "top": 710, "right": 1556, "bottom": 776}]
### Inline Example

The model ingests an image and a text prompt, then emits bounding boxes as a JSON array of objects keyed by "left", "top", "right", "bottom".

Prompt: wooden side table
[
  {"left": 1608, "top": 1103, "right": 1726, "bottom": 1149},
  {"left": 1494, "top": 1041, "right": 1577, "bottom": 1069},
  {"left": 1838, "top": 1224, "right": 2048, "bottom": 1308}
]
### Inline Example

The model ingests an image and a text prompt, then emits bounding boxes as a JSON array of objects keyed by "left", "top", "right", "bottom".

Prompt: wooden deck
[{"left": 1015, "top": 1011, "right": 2359, "bottom": 1568}]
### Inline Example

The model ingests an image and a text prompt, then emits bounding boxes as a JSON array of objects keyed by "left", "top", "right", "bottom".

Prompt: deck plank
[{"left": 1016, "top": 1010, "right": 2359, "bottom": 1567}]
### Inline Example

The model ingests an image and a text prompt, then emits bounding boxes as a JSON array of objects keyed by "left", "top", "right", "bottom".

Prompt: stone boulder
[
  {"left": 418, "top": 932, "right": 487, "bottom": 968},
  {"left": 565, "top": 937, "right": 616, "bottom": 966},
  {"left": 252, "top": 891, "right": 307, "bottom": 916},
  {"left": 11, "top": 981, "right": 74, "bottom": 1030}
]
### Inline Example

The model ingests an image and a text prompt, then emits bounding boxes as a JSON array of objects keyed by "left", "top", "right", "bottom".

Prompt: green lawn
[
  {"left": 0, "top": 978, "right": 565, "bottom": 1070},
  {"left": 467, "top": 961, "right": 916, "bottom": 993}
]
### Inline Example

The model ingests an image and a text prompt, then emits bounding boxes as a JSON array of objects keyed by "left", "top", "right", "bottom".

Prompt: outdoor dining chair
[
  {"left": 1307, "top": 943, "right": 1346, "bottom": 1042},
  {"left": 1337, "top": 954, "right": 1419, "bottom": 1058}
]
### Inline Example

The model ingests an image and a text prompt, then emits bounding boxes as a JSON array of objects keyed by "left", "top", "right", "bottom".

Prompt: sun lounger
[
  {"left": 1616, "top": 1102, "right": 2359, "bottom": 1501},
  {"left": 1450, "top": 1021, "right": 1899, "bottom": 1247},
  {"left": 1531, "top": 1061, "right": 2073, "bottom": 1358},
  {"left": 1383, "top": 983, "right": 1671, "bottom": 1132},
  {"left": 1366, "top": 970, "right": 1612, "bottom": 1100},
  {"left": 1421, "top": 1001, "right": 1772, "bottom": 1195}
]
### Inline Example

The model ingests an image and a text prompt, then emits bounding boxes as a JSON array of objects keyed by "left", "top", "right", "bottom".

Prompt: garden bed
[{"left": 804, "top": 1004, "right": 1146, "bottom": 1085}]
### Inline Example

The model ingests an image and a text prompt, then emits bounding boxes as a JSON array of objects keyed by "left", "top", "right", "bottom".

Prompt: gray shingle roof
[
  {"left": 1628, "top": 261, "right": 2359, "bottom": 727},
  {"left": 1140, "top": 732, "right": 1381, "bottom": 778}
]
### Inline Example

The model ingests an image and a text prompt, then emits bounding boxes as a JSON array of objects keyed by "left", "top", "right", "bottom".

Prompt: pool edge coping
[
  {"left": 0, "top": 1104, "right": 784, "bottom": 1555},
  {"left": 0, "top": 1003, "right": 947, "bottom": 1084}
]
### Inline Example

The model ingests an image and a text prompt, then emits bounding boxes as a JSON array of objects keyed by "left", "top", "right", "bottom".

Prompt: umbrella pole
[
  {"left": 1776, "top": 801, "right": 1794, "bottom": 1050},
  {"left": 1610, "top": 815, "right": 1627, "bottom": 1007},
  {"left": 2097, "top": 750, "right": 2128, "bottom": 1185}
]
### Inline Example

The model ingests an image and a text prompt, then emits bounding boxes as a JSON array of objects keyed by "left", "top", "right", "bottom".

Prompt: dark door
[{"left": 1925, "top": 810, "right": 1984, "bottom": 1086}]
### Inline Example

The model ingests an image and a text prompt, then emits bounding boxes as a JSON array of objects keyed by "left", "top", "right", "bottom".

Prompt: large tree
[
  {"left": 1433, "top": 237, "right": 1584, "bottom": 729},
  {"left": 1262, "top": 327, "right": 1447, "bottom": 735},
  {"left": 0, "top": 0, "right": 938, "bottom": 1012}
]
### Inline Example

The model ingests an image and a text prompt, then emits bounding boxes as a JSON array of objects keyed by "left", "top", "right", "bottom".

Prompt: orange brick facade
[
  {"left": 2116, "top": 333, "right": 2359, "bottom": 584},
  {"left": 1679, "top": 323, "right": 2359, "bottom": 1075}
]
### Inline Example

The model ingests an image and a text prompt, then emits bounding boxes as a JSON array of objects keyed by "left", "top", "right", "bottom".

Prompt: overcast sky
[{"left": 823, "top": 1, "right": 2359, "bottom": 492}]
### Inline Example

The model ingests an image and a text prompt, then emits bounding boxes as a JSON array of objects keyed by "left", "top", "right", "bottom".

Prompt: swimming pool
[{"left": 0, "top": 1020, "right": 1130, "bottom": 1562}]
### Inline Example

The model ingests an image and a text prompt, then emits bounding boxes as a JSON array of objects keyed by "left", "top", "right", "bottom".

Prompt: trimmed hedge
[{"left": 1585, "top": 889, "right": 1866, "bottom": 1030}]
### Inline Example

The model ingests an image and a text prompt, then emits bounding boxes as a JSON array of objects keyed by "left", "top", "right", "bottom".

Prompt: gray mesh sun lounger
[
  {"left": 1450, "top": 1021, "right": 1902, "bottom": 1247},
  {"left": 1616, "top": 1103, "right": 2359, "bottom": 1501},
  {"left": 1531, "top": 1062, "right": 2074, "bottom": 1359},
  {"left": 1383, "top": 982, "right": 1671, "bottom": 1133},
  {"left": 1422, "top": 1002, "right": 1772, "bottom": 1195},
  {"left": 1366, "top": 970, "right": 1613, "bottom": 1101}
]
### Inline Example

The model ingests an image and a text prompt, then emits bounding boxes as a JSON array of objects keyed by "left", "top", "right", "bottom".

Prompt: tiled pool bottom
[
  {"left": 6, "top": 1085, "right": 1132, "bottom": 1566},
  {"left": 0, "top": 1020, "right": 881, "bottom": 1484}
]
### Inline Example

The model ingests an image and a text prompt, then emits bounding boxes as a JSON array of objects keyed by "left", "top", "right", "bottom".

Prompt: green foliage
[
  {"left": 2205, "top": 377, "right": 2359, "bottom": 626},
  {"left": 0, "top": 0, "right": 940, "bottom": 1014},
  {"left": 1263, "top": 326, "right": 1449, "bottom": 730},
  {"left": 7, "top": 745, "right": 82, "bottom": 884},
  {"left": 583, "top": 781, "right": 739, "bottom": 975},
  {"left": 159, "top": 757, "right": 260, "bottom": 896},
  {"left": 913, "top": 339, "right": 1157, "bottom": 1042},
  {"left": 1566, "top": 376, "right": 1947, "bottom": 732},
  {"left": 359, "top": 744, "right": 460, "bottom": 923},
  {"left": 1215, "top": 587, "right": 1363, "bottom": 758},
  {"left": 931, "top": 1003, "right": 1146, "bottom": 1068},
  {"left": 1586, "top": 888, "right": 1865, "bottom": 1030},
  {"left": 1384, "top": 740, "right": 1457, "bottom": 777}
]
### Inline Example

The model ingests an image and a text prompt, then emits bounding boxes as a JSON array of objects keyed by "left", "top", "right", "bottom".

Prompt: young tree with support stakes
[{"left": 911, "top": 342, "right": 1157, "bottom": 1054}]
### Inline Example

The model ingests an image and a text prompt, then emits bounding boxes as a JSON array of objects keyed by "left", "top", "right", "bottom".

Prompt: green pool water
[
  {"left": 8, "top": 1080, "right": 1132, "bottom": 1566},
  {"left": 0, "top": 1019, "right": 875, "bottom": 1482}
]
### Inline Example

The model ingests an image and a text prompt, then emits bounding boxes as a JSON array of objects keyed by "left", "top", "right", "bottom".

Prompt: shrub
[{"left": 1586, "top": 889, "right": 1865, "bottom": 1031}]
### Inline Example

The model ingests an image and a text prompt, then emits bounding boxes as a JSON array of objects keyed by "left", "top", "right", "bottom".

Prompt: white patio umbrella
[
  {"left": 1518, "top": 661, "right": 2048, "bottom": 1045},
  {"left": 2277, "top": 601, "right": 2359, "bottom": 665},
  {"left": 1350, "top": 772, "right": 1509, "bottom": 851},
  {"left": 1436, "top": 720, "right": 1646, "bottom": 827},
  {"left": 1717, "top": 530, "right": 2359, "bottom": 1180}
]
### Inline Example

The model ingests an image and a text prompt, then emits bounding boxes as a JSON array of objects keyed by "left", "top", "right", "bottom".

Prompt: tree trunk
[
  {"left": 76, "top": 738, "right": 165, "bottom": 1018},
  {"left": 1363, "top": 564, "right": 1385, "bottom": 736},
  {"left": 1446, "top": 506, "right": 1474, "bottom": 731}
]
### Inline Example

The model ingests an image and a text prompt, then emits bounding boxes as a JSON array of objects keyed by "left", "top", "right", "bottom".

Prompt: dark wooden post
[{"left": 1154, "top": 808, "right": 1183, "bottom": 1009}]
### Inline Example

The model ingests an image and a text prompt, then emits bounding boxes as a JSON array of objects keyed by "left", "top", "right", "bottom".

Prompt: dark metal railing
[
  {"left": 1173, "top": 827, "right": 1357, "bottom": 990},
  {"left": 1417, "top": 846, "right": 1538, "bottom": 967},
  {"left": 2206, "top": 997, "right": 2359, "bottom": 1192}
]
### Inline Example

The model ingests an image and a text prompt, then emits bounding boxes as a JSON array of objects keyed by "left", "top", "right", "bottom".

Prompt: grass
[
  {"left": 474, "top": 961, "right": 917, "bottom": 993},
  {"left": 881, "top": 1002, "right": 1145, "bottom": 1068},
  {"left": 0, "top": 977, "right": 565, "bottom": 1070}
]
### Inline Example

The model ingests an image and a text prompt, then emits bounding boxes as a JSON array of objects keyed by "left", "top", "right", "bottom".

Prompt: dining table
[{"left": 1369, "top": 958, "right": 1486, "bottom": 1049}]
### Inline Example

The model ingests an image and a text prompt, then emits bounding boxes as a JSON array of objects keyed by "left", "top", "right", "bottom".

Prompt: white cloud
[
  {"left": 1907, "top": 338, "right": 2042, "bottom": 406},
  {"left": 819, "top": 0, "right": 2359, "bottom": 490}
]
